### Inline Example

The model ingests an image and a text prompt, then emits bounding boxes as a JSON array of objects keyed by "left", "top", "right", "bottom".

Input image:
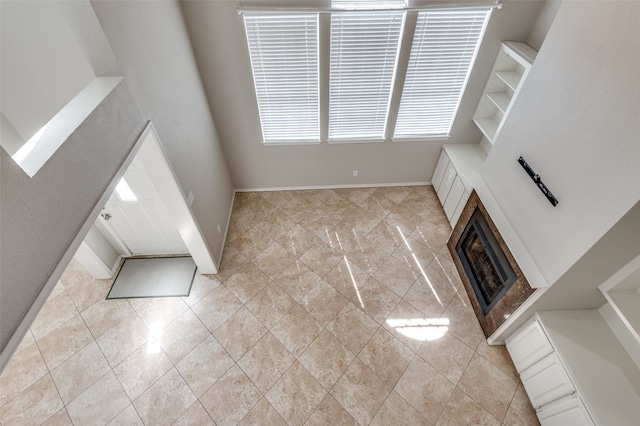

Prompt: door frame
[
  {"left": 76, "top": 121, "right": 218, "bottom": 275},
  {"left": 133, "top": 123, "right": 217, "bottom": 273},
  {"left": 1, "top": 121, "right": 218, "bottom": 372}
]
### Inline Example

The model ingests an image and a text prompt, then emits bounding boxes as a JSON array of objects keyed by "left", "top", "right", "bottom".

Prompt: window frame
[
  {"left": 243, "top": 12, "right": 321, "bottom": 145},
  {"left": 242, "top": 5, "right": 492, "bottom": 145}
]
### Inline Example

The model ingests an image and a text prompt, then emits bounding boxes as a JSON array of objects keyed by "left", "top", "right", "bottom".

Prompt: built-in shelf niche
[
  {"left": 473, "top": 41, "right": 537, "bottom": 145},
  {"left": 599, "top": 253, "right": 640, "bottom": 369}
]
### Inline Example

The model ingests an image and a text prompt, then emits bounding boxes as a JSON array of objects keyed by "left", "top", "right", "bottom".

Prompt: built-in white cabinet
[
  {"left": 443, "top": 176, "right": 465, "bottom": 225},
  {"left": 433, "top": 150, "right": 468, "bottom": 228},
  {"left": 536, "top": 396, "right": 595, "bottom": 426},
  {"left": 519, "top": 352, "right": 575, "bottom": 408},
  {"left": 431, "top": 144, "right": 486, "bottom": 228},
  {"left": 506, "top": 312, "right": 640, "bottom": 426},
  {"left": 506, "top": 319, "right": 554, "bottom": 372},
  {"left": 437, "top": 157, "right": 457, "bottom": 206},
  {"left": 473, "top": 41, "right": 537, "bottom": 145},
  {"left": 431, "top": 150, "right": 449, "bottom": 194}
]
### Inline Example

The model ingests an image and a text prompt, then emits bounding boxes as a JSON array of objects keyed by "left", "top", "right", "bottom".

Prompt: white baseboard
[
  {"left": 236, "top": 181, "right": 431, "bottom": 193},
  {"left": 218, "top": 191, "right": 237, "bottom": 268},
  {"left": 218, "top": 183, "right": 432, "bottom": 274}
]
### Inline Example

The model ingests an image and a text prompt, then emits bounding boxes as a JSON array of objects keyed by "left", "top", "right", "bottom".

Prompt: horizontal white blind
[
  {"left": 244, "top": 14, "right": 320, "bottom": 143},
  {"left": 329, "top": 11, "right": 404, "bottom": 140},
  {"left": 394, "top": 9, "right": 489, "bottom": 138}
]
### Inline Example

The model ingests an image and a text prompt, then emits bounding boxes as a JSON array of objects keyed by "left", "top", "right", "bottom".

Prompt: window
[
  {"left": 243, "top": 5, "right": 491, "bottom": 144},
  {"left": 394, "top": 9, "right": 490, "bottom": 137},
  {"left": 329, "top": 11, "right": 404, "bottom": 140},
  {"left": 244, "top": 13, "right": 320, "bottom": 143}
]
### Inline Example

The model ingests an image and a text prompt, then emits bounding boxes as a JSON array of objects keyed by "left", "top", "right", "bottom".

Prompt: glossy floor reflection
[{"left": 0, "top": 186, "right": 539, "bottom": 425}]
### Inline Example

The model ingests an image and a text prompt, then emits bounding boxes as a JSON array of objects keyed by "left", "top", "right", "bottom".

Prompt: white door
[{"left": 100, "top": 156, "right": 188, "bottom": 256}]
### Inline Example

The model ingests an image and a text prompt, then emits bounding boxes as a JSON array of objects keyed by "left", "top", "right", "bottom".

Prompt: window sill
[
  {"left": 391, "top": 135, "right": 451, "bottom": 143},
  {"left": 327, "top": 138, "right": 385, "bottom": 145},
  {"left": 262, "top": 140, "right": 322, "bottom": 146}
]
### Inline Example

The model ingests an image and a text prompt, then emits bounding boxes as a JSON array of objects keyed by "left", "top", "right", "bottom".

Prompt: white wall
[
  {"left": 0, "top": 113, "right": 24, "bottom": 156},
  {"left": 56, "top": 0, "right": 122, "bottom": 77},
  {"left": 91, "top": 0, "right": 235, "bottom": 264},
  {"left": 525, "top": 0, "right": 561, "bottom": 51},
  {"left": 81, "top": 225, "right": 121, "bottom": 274},
  {"left": 497, "top": 200, "right": 640, "bottom": 342},
  {"left": 481, "top": 1, "right": 640, "bottom": 286},
  {"left": 0, "top": 81, "right": 145, "bottom": 363},
  {"left": 0, "top": 0, "right": 95, "bottom": 142},
  {"left": 181, "top": 0, "right": 544, "bottom": 189}
]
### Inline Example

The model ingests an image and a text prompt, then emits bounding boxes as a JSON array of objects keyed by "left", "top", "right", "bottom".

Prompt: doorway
[
  {"left": 99, "top": 155, "right": 188, "bottom": 256},
  {"left": 75, "top": 122, "right": 217, "bottom": 278}
]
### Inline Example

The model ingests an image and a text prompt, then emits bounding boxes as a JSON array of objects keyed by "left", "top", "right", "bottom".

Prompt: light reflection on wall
[{"left": 12, "top": 124, "right": 47, "bottom": 164}]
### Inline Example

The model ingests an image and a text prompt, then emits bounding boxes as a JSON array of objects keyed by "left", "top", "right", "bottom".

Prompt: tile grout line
[{"left": 5, "top": 186, "right": 527, "bottom": 425}]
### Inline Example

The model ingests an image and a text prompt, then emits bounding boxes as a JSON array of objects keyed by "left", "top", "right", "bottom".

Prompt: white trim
[
  {"left": 486, "top": 287, "right": 548, "bottom": 345},
  {"left": 598, "top": 252, "right": 640, "bottom": 294},
  {"left": 327, "top": 139, "right": 386, "bottom": 145},
  {"left": 96, "top": 215, "right": 132, "bottom": 256},
  {"left": 238, "top": 2, "right": 501, "bottom": 14},
  {"left": 262, "top": 141, "right": 322, "bottom": 147},
  {"left": 391, "top": 136, "right": 452, "bottom": 143},
  {"left": 236, "top": 181, "right": 431, "bottom": 193},
  {"left": 219, "top": 191, "right": 237, "bottom": 267},
  {"left": 73, "top": 242, "right": 121, "bottom": 279},
  {"left": 136, "top": 124, "right": 218, "bottom": 274}
]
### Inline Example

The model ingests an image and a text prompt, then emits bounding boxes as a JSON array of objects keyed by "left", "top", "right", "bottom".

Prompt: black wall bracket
[{"left": 517, "top": 157, "right": 558, "bottom": 207}]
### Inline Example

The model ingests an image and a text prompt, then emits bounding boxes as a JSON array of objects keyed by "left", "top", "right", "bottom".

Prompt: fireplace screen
[{"left": 456, "top": 208, "right": 517, "bottom": 315}]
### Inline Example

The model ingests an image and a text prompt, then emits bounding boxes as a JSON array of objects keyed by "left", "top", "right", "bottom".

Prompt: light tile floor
[{"left": 0, "top": 186, "right": 539, "bottom": 425}]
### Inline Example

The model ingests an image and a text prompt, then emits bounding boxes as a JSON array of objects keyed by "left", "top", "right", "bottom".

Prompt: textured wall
[
  {"left": 92, "top": 0, "right": 234, "bottom": 264},
  {"left": 481, "top": 1, "right": 640, "bottom": 285},
  {"left": 0, "top": 81, "right": 145, "bottom": 357},
  {"left": 180, "top": 0, "right": 544, "bottom": 189},
  {"left": 0, "top": 1, "right": 96, "bottom": 142}
]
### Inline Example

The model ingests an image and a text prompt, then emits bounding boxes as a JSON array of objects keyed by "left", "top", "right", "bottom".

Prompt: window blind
[
  {"left": 394, "top": 9, "right": 489, "bottom": 138},
  {"left": 328, "top": 11, "right": 404, "bottom": 140},
  {"left": 244, "top": 14, "right": 320, "bottom": 143}
]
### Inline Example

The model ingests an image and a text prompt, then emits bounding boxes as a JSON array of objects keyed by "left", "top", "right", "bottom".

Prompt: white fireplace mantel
[{"left": 435, "top": 143, "right": 551, "bottom": 344}]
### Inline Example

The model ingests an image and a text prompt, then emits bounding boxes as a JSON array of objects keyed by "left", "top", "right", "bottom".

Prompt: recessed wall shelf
[
  {"left": 473, "top": 41, "right": 537, "bottom": 145},
  {"left": 599, "top": 253, "right": 640, "bottom": 370}
]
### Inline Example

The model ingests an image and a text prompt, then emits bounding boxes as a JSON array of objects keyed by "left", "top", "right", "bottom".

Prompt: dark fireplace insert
[
  {"left": 455, "top": 207, "right": 517, "bottom": 315},
  {"left": 448, "top": 191, "right": 534, "bottom": 337}
]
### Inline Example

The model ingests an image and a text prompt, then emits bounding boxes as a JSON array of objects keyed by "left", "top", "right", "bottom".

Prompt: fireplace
[
  {"left": 448, "top": 191, "right": 534, "bottom": 337},
  {"left": 456, "top": 208, "right": 517, "bottom": 315}
]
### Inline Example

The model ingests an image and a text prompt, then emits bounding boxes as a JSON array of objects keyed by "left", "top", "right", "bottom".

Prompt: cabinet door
[
  {"left": 520, "top": 352, "right": 575, "bottom": 408},
  {"left": 431, "top": 151, "right": 449, "bottom": 192},
  {"left": 506, "top": 319, "right": 554, "bottom": 373},
  {"left": 443, "top": 176, "right": 465, "bottom": 222},
  {"left": 537, "top": 396, "right": 595, "bottom": 426},
  {"left": 437, "top": 162, "right": 456, "bottom": 205},
  {"left": 450, "top": 190, "right": 469, "bottom": 227}
]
